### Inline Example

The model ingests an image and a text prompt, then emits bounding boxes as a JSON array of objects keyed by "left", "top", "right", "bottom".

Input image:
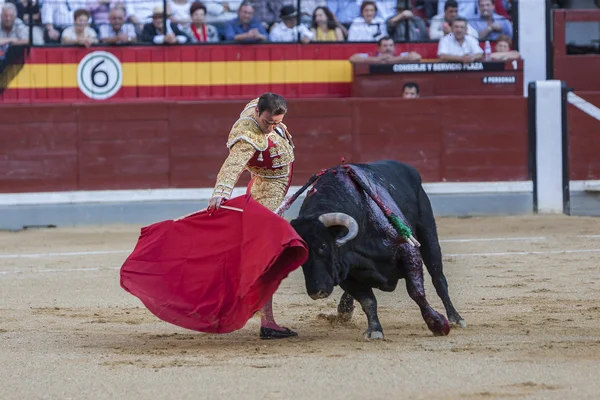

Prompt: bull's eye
[{"left": 318, "top": 243, "right": 327, "bottom": 254}]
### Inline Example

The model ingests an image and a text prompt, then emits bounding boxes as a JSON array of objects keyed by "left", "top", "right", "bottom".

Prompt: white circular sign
[{"left": 77, "top": 51, "right": 123, "bottom": 100}]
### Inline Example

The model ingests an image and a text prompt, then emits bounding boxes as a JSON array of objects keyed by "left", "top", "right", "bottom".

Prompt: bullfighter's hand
[{"left": 207, "top": 196, "right": 224, "bottom": 212}]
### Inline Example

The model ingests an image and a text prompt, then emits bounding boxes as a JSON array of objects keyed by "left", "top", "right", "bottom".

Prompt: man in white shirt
[
  {"left": 269, "top": 5, "right": 313, "bottom": 43},
  {"left": 437, "top": 17, "right": 483, "bottom": 63},
  {"left": 429, "top": 0, "right": 478, "bottom": 40}
]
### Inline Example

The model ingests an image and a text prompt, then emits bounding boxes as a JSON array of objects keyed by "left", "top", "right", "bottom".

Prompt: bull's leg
[
  {"left": 339, "top": 281, "right": 383, "bottom": 340},
  {"left": 416, "top": 190, "right": 466, "bottom": 328},
  {"left": 400, "top": 247, "right": 450, "bottom": 336},
  {"left": 337, "top": 291, "right": 355, "bottom": 322}
]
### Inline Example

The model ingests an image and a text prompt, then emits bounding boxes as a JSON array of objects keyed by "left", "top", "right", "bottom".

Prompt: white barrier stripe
[
  {"left": 1, "top": 248, "right": 599, "bottom": 276},
  {"left": 0, "top": 181, "right": 537, "bottom": 206},
  {"left": 0, "top": 235, "right": 598, "bottom": 259},
  {"left": 568, "top": 92, "right": 600, "bottom": 121},
  {"left": 0, "top": 267, "right": 120, "bottom": 275},
  {"left": 0, "top": 250, "right": 130, "bottom": 259},
  {"left": 446, "top": 249, "right": 600, "bottom": 257},
  {"left": 439, "top": 236, "right": 547, "bottom": 243}
]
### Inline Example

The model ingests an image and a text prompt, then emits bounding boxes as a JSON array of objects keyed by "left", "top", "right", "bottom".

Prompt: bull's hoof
[
  {"left": 452, "top": 319, "right": 467, "bottom": 329},
  {"left": 363, "top": 330, "right": 384, "bottom": 341},
  {"left": 427, "top": 314, "right": 451, "bottom": 336}
]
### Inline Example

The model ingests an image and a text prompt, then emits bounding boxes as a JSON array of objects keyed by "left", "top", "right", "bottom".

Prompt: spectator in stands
[
  {"left": 99, "top": 6, "right": 137, "bottom": 44},
  {"left": 61, "top": 9, "right": 99, "bottom": 47},
  {"left": 204, "top": 0, "right": 242, "bottom": 25},
  {"left": 437, "top": 17, "right": 483, "bottom": 62},
  {"left": 141, "top": 6, "right": 189, "bottom": 44},
  {"left": 88, "top": 0, "right": 112, "bottom": 29},
  {"left": 349, "top": 35, "right": 421, "bottom": 63},
  {"left": 0, "top": 2, "right": 29, "bottom": 45},
  {"left": 436, "top": 0, "right": 477, "bottom": 21},
  {"left": 326, "top": 0, "right": 361, "bottom": 26},
  {"left": 10, "top": 0, "right": 44, "bottom": 44},
  {"left": 224, "top": 2, "right": 267, "bottom": 43},
  {"left": 297, "top": 0, "right": 327, "bottom": 25},
  {"left": 122, "top": 0, "right": 164, "bottom": 35},
  {"left": 250, "top": 0, "right": 289, "bottom": 29},
  {"left": 386, "top": 1, "right": 428, "bottom": 42},
  {"left": 182, "top": 2, "right": 220, "bottom": 42},
  {"left": 429, "top": 0, "right": 478, "bottom": 40},
  {"left": 491, "top": 34, "right": 520, "bottom": 60},
  {"left": 10, "top": 0, "right": 42, "bottom": 29},
  {"left": 269, "top": 5, "right": 314, "bottom": 43},
  {"left": 310, "top": 6, "right": 345, "bottom": 41},
  {"left": 402, "top": 82, "right": 420, "bottom": 98},
  {"left": 347, "top": 1, "right": 387, "bottom": 42},
  {"left": 168, "top": 0, "right": 193, "bottom": 28},
  {"left": 42, "top": 0, "right": 89, "bottom": 43},
  {"left": 470, "top": 0, "right": 512, "bottom": 40}
]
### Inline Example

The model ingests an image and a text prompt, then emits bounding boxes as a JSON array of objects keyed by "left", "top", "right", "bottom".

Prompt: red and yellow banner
[{"left": 0, "top": 43, "right": 440, "bottom": 102}]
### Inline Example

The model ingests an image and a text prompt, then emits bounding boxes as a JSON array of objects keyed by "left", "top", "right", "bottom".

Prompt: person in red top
[
  {"left": 184, "top": 2, "right": 220, "bottom": 43},
  {"left": 349, "top": 36, "right": 422, "bottom": 64}
]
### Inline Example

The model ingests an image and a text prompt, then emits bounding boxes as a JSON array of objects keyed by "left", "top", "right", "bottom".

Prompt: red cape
[{"left": 119, "top": 194, "right": 308, "bottom": 334}]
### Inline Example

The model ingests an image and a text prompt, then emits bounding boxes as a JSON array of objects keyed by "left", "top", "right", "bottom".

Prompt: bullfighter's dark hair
[
  {"left": 257, "top": 93, "right": 288, "bottom": 115},
  {"left": 403, "top": 82, "right": 419, "bottom": 94}
]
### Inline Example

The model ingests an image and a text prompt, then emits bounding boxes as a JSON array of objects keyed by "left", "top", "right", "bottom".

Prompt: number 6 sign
[{"left": 77, "top": 51, "right": 123, "bottom": 100}]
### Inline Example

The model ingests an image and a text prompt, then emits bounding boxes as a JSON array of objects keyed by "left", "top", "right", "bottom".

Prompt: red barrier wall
[
  {"left": 568, "top": 93, "right": 600, "bottom": 181},
  {"left": 553, "top": 10, "right": 600, "bottom": 92},
  {"left": 0, "top": 97, "right": 529, "bottom": 194}
]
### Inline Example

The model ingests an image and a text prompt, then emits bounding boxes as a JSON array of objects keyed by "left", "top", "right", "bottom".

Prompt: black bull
[{"left": 290, "top": 160, "right": 466, "bottom": 339}]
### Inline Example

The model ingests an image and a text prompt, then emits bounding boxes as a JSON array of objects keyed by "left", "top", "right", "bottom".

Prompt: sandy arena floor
[{"left": 1, "top": 215, "right": 599, "bottom": 399}]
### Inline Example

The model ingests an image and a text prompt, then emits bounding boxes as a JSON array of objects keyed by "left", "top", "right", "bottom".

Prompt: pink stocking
[{"left": 260, "top": 296, "right": 285, "bottom": 331}]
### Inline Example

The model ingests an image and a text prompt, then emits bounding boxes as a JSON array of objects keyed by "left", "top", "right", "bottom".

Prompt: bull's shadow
[{"left": 289, "top": 160, "right": 467, "bottom": 340}]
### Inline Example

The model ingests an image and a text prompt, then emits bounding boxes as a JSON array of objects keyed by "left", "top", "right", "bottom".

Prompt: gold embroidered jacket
[{"left": 212, "top": 98, "right": 295, "bottom": 199}]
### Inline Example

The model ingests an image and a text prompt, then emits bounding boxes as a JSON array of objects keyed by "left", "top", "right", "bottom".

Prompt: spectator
[
  {"left": 470, "top": 0, "right": 512, "bottom": 40},
  {"left": 88, "top": 0, "right": 112, "bottom": 28},
  {"left": 437, "top": 17, "right": 483, "bottom": 62},
  {"left": 429, "top": 0, "right": 478, "bottom": 40},
  {"left": 250, "top": 0, "right": 290, "bottom": 28},
  {"left": 347, "top": 1, "right": 387, "bottom": 42},
  {"left": 122, "top": 0, "right": 164, "bottom": 34},
  {"left": 269, "top": 5, "right": 314, "bottom": 43},
  {"left": 168, "top": 0, "right": 193, "bottom": 27},
  {"left": 99, "top": 6, "right": 137, "bottom": 44},
  {"left": 0, "top": 3, "right": 28, "bottom": 45},
  {"left": 204, "top": 0, "right": 242, "bottom": 25},
  {"left": 402, "top": 82, "right": 419, "bottom": 98},
  {"left": 310, "top": 6, "right": 344, "bottom": 41},
  {"left": 42, "top": 0, "right": 89, "bottom": 43},
  {"left": 326, "top": 0, "right": 361, "bottom": 26},
  {"left": 491, "top": 34, "right": 520, "bottom": 60},
  {"left": 297, "top": 0, "right": 327, "bottom": 25},
  {"left": 386, "top": 1, "right": 428, "bottom": 42},
  {"left": 61, "top": 9, "right": 99, "bottom": 47},
  {"left": 182, "top": 1, "right": 220, "bottom": 42},
  {"left": 436, "top": 0, "right": 478, "bottom": 21},
  {"left": 224, "top": 2, "right": 268, "bottom": 43},
  {"left": 349, "top": 35, "right": 421, "bottom": 63},
  {"left": 141, "top": 6, "right": 189, "bottom": 44},
  {"left": 12, "top": 0, "right": 45, "bottom": 44}
]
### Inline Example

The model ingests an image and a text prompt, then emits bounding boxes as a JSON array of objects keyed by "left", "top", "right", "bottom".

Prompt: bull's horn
[{"left": 318, "top": 213, "right": 359, "bottom": 246}]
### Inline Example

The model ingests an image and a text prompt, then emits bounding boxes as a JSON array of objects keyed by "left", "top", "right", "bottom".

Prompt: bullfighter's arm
[{"left": 211, "top": 140, "right": 256, "bottom": 199}]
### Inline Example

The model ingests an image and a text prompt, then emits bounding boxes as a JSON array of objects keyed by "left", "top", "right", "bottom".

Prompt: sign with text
[{"left": 369, "top": 61, "right": 508, "bottom": 75}]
